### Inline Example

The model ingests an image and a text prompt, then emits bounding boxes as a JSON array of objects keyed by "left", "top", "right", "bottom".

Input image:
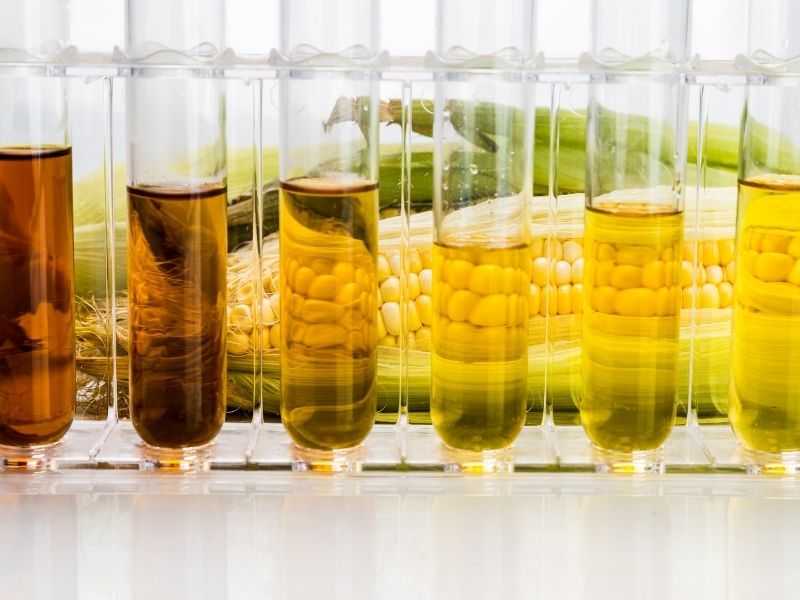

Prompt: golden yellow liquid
[
  {"left": 279, "top": 178, "right": 378, "bottom": 451},
  {"left": 581, "top": 204, "right": 682, "bottom": 452},
  {"left": 128, "top": 185, "right": 227, "bottom": 449},
  {"left": 730, "top": 176, "right": 800, "bottom": 453},
  {"left": 431, "top": 241, "right": 530, "bottom": 451}
]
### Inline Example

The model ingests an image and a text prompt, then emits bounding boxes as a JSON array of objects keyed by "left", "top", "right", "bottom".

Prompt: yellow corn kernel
[
  {"left": 596, "top": 242, "right": 616, "bottom": 261},
  {"left": 376, "top": 310, "right": 387, "bottom": 340},
  {"left": 742, "top": 249, "right": 759, "bottom": 275},
  {"left": 310, "top": 258, "right": 334, "bottom": 275},
  {"left": 719, "top": 239, "right": 735, "bottom": 265},
  {"left": 592, "top": 286, "right": 617, "bottom": 314},
  {"left": 416, "top": 294, "right": 433, "bottom": 326},
  {"left": 552, "top": 260, "right": 572, "bottom": 286},
  {"left": 699, "top": 283, "right": 720, "bottom": 309},
  {"left": 252, "top": 326, "right": 272, "bottom": 351},
  {"left": 448, "top": 289, "right": 480, "bottom": 322},
  {"left": 307, "top": 274, "right": 340, "bottom": 301},
  {"left": 376, "top": 286, "right": 383, "bottom": 306},
  {"left": 616, "top": 246, "right": 658, "bottom": 267},
  {"left": 336, "top": 281, "right": 362, "bottom": 305},
  {"left": 468, "top": 264, "right": 504, "bottom": 295},
  {"left": 556, "top": 285, "right": 571, "bottom": 315},
  {"left": 680, "top": 260, "right": 694, "bottom": 287},
  {"left": 788, "top": 237, "right": 800, "bottom": 259},
  {"left": 641, "top": 260, "right": 664, "bottom": 290},
  {"left": 572, "top": 257, "right": 584, "bottom": 284},
  {"left": 572, "top": 283, "right": 583, "bottom": 314},
  {"left": 408, "top": 249, "right": 423, "bottom": 274},
  {"left": 289, "top": 320, "right": 307, "bottom": 344},
  {"left": 227, "top": 331, "right": 250, "bottom": 356},
  {"left": 706, "top": 265, "right": 724, "bottom": 286},
  {"left": 236, "top": 281, "right": 255, "bottom": 305},
  {"left": 754, "top": 251, "right": 794, "bottom": 282},
  {"left": 386, "top": 251, "right": 402, "bottom": 277},
  {"left": 655, "top": 286, "right": 672, "bottom": 316},
  {"left": 380, "top": 276, "right": 401, "bottom": 303},
  {"left": 468, "top": 294, "right": 507, "bottom": 327},
  {"left": 260, "top": 297, "right": 277, "bottom": 325},
  {"left": 701, "top": 241, "right": 720, "bottom": 266},
  {"left": 748, "top": 231, "right": 764, "bottom": 251},
  {"left": 531, "top": 256, "right": 549, "bottom": 287},
  {"left": 302, "top": 299, "right": 345, "bottom": 324},
  {"left": 293, "top": 266, "right": 316, "bottom": 296},
  {"left": 530, "top": 238, "right": 545, "bottom": 259},
  {"left": 420, "top": 248, "right": 432, "bottom": 269},
  {"left": 682, "top": 286, "right": 695, "bottom": 310},
  {"left": 615, "top": 288, "right": 657, "bottom": 317},
  {"left": 719, "top": 282, "right": 734, "bottom": 308},
  {"left": 286, "top": 259, "right": 300, "bottom": 290},
  {"left": 610, "top": 264, "right": 642, "bottom": 289},
  {"left": 380, "top": 335, "right": 397, "bottom": 347},
  {"left": 446, "top": 259, "right": 474, "bottom": 290},
  {"left": 419, "top": 268, "right": 432, "bottom": 295},
  {"left": 268, "top": 291, "right": 281, "bottom": 318},
  {"left": 332, "top": 261, "right": 356, "bottom": 284},
  {"left": 761, "top": 234, "right": 788, "bottom": 253},
  {"left": 505, "top": 294, "right": 521, "bottom": 326},
  {"left": 789, "top": 259, "right": 800, "bottom": 286},
  {"left": 661, "top": 247, "right": 675, "bottom": 262},
  {"left": 545, "top": 238, "right": 563, "bottom": 261},
  {"left": 438, "top": 282, "right": 454, "bottom": 314},
  {"left": 529, "top": 283, "right": 541, "bottom": 316},
  {"left": 404, "top": 301, "right": 421, "bottom": 332},
  {"left": 269, "top": 324, "right": 280, "bottom": 348},
  {"left": 230, "top": 303, "right": 254, "bottom": 334},
  {"left": 502, "top": 267, "right": 518, "bottom": 294},
  {"left": 683, "top": 241, "right": 699, "bottom": 262},
  {"left": 381, "top": 302, "right": 401, "bottom": 337},
  {"left": 377, "top": 254, "right": 392, "bottom": 282},
  {"left": 596, "top": 260, "right": 615, "bottom": 286},
  {"left": 725, "top": 261, "right": 736, "bottom": 284},
  {"left": 404, "top": 272, "right": 419, "bottom": 300},
  {"left": 562, "top": 239, "right": 583, "bottom": 264}
]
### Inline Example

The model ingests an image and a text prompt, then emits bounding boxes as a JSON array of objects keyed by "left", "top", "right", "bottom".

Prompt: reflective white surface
[{"left": 1, "top": 472, "right": 798, "bottom": 599}]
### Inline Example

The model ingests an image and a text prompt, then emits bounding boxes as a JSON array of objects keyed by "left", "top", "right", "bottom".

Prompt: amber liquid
[
  {"left": 0, "top": 147, "right": 75, "bottom": 447},
  {"left": 128, "top": 185, "right": 227, "bottom": 448},
  {"left": 731, "top": 176, "right": 800, "bottom": 453},
  {"left": 581, "top": 203, "right": 682, "bottom": 453},
  {"left": 279, "top": 178, "right": 378, "bottom": 451},
  {"left": 431, "top": 241, "right": 530, "bottom": 452}
]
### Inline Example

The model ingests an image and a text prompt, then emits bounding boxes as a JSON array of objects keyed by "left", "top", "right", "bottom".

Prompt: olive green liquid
[
  {"left": 279, "top": 178, "right": 379, "bottom": 451},
  {"left": 580, "top": 204, "right": 682, "bottom": 452},
  {"left": 431, "top": 241, "right": 530, "bottom": 452}
]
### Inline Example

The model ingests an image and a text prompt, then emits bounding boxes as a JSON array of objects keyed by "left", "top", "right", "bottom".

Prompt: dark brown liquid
[
  {"left": 0, "top": 147, "right": 75, "bottom": 446},
  {"left": 128, "top": 185, "right": 227, "bottom": 448},
  {"left": 279, "top": 178, "right": 378, "bottom": 451}
]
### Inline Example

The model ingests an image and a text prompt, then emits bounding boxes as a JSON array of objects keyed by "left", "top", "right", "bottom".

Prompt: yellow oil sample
[
  {"left": 431, "top": 240, "right": 530, "bottom": 451},
  {"left": 580, "top": 203, "right": 682, "bottom": 452},
  {"left": 730, "top": 175, "right": 800, "bottom": 454},
  {"left": 279, "top": 178, "right": 378, "bottom": 451}
]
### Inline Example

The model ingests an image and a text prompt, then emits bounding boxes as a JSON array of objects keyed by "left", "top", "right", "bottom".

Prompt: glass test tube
[
  {"left": 581, "top": 0, "right": 689, "bottom": 464},
  {"left": 0, "top": 0, "right": 75, "bottom": 463},
  {"left": 278, "top": 0, "right": 380, "bottom": 456},
  {"left": 125, "top": 0, "right": 227, "bottom": 451},
  {"left": 431, "top": 0, "right": 534, "bottom": 458},
  {"left": 730, "top": 0, "right": 800, "bottom": 468}
]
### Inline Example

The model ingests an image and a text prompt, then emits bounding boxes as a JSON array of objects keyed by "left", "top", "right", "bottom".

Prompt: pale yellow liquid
[
  {"left": 279, "top": 178, "right": 378, "bottom": 451},
  {"left": 431, "top": 241, "right": 530, "bottom": 451},
  {"left": 580, "top": 204, "right": 682, "bottom": 452},
  {"left": 730, "top": 175, "right": 800, "bottom": 453}
]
